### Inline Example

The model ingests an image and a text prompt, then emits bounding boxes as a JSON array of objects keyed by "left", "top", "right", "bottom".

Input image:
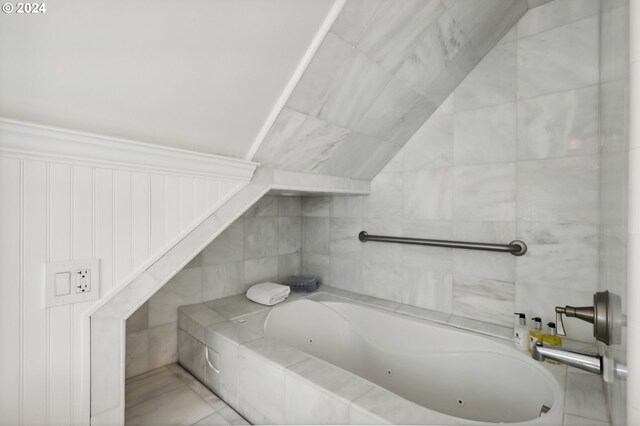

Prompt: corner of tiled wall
[{"left": 125, "top": 195, "right": 303, "bottom": 379}]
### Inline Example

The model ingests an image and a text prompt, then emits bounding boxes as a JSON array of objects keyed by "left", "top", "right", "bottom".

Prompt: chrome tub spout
[{"left": 531, "top": 342, "right": 602, "bottom": 375}]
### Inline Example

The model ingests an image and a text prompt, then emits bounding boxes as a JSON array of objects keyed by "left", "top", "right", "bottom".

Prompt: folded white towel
[{"left": 246, "top": 282, "right": 290, "bottom": 306}]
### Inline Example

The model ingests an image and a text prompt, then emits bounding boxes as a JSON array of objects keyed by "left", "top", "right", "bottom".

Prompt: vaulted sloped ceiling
[
  {"left": 0, "top": 0, "right": 337, "bottom": 158},
  {"left": 254, "top": 0, "right": 529, "bottom": 180}
]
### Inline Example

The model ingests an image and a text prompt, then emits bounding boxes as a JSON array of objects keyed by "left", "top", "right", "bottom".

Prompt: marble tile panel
[
  {"left": 363, "top": 172, "right": 402, "bottom": 219},
  {"left": 148, "top": 267, "right": 202, "bottom": 328},
  {"left": 357, "top": 0, "right": 444, "bottom": 73},
  {"left": 242, "top": 195, "right": 278, "bottom": 218},
  {"left": 277, "top": 196, "right": 301, "bottom": 217},
  {"left": 517, "top": 86, "right": 599, "bottom": 160},
  {"left": 256, "top": 108, "right": 351, "bottom": 172},
  {"left": 331, "top": 195, "right": 363, "bottom": 218},
  {"left": 329, "top": 256, "right": 363, "bottom": 294},
  {"left": 243, "top": 256, "right": 278, "bottom": 286},
  {"left": 286, "top": 32, "right": 354, "bottom": 115},
  {"left": 446, "top": 315, "right": 513, "bottom": 340},
  {"left": 178, "top": 329, "right": 205, "bottom": 382},
  {"left": 395, "top": 304, "right": 451, "bottom": 324},
  {"left": 402, "top": 220, "right": 453, "bottom": 272},
  {"left": 201, "top": 220, "right": 244, "bottom": 266},
  {"left": 302, "top": 217, "right": 330, "bottom": 255},
  {"left": 432, "top": 92, "right": 453, "bottom": 117},
  {"left": 317, "top": 285, "right": 360, "bottom": 300},
  {"left": 278, "top": 217, "right": 302, "bottom": 255},
  {"left": 302, "top": 196, "right": 330, "bottom": 217},
  {"left": 178, "top": 303, "right": 225, "bottom": 335},
  {"left": 355, "top": 294, "right": 401, "bottom": 311},
  {"left": 564, "top": 372, "right": 609, "bottom": 422},
  {"left": 330, "top": 0, "right": 384, "bottom": 45},
  {"left": 125, "top": 385, "right": 214, "bottom": 426},
  {"left": 517, "top": 0, "right": 600, "bottom": 39},
  {"left": 354, "top": 77, "right": 421, "bottom": 140},
  {"left": 241, "top": 337, "right": 309, "bottom": 368},
  {"left": 277, "top": 253, "right": 302, "bottom": 282},
  {"left": 453, "top": 102, "right": 517, "bottom": 165},
  {"left": 402, "top": 268, "right": 453, "bottom": 313},
  {"left": 148, "top": 322, "right": 178, "bottom": 370},
  {"left": 396, "top": 10, "right": 469, "bottom": 95},
  {"left": 206, "top": 295, "right": 270, "bottom": 320},
  {"left": 386, "top": 96, "right": 438, "bottom": 147},
  {"left": 126, "top": 330, "right": 149, "bottom": 379},
  {"left": 517, "top": 16, "right": 599, "bottom": 99},
  {"left": 516, "top": 222, "right": 598, "bottom": 292},
  {"left": 216, "top": 406, "right": 249, "bottom": 425},
  {"left": 525, "top": 0, "right": 553, "bottom": 9},
  {"left": 380, "top": 146, "right": 404, "bottom": 174},
  {"left": 402, "top": 115, "right": 453, "bottom": 171},
  {"left": 453, "top": 39, "right": 516, "bottom": 111},
  {"left": 127, "top": 302, "right": 148, "bottom": 335},
  {"left": 361, "top": 262, "right": 403, "bottom": 303},
  {"left": 403, "top": 168, "right": 453, "bottom": 221},
  {"left": 301, "top": 253, "right": 330, "bottom": 285},
  {"left": 517, "top": 155, "right": 599, "bottom": 224},
  {"left": 202, "top": 261, "right": 244, "bottom": 301},
  {"left": 453, "top": 163, "right": 516, "bottom": 221},
  {"left": 243, "top": 217, "right": 278, "bottom": 260},
  {"left": 350, "top": 386, "right": 441, "bottom": 425},
  {"left": 125, "top": 367, "right": 184, "bottom": 409},
  {"left": 452, "top": 221, "right": 517, "bottom": 283},
  {"left": 600, "top": 79, "right": 630, "bottom": 153},
  {"left": 563, "top": 414, "right": 609, "bottom": 426},
  {"left": 91, "top": 318, "right": 122, "bottom": 416},
  {"left": 351, "top": 140, "right": 401, "bottom": 181},
  {"left": 514, "top": 283, "right": 594, "bottom": 342},
  {"left": 452, "top": 275, "right": 515, "bottom": 326},
  {"left": 600, "top": 5, "right": 630, "bottom": 84},
  {"left": 284, "top": 368, "right": 351, "bottom": 424},
  {"left": 287, "top": 357, "right": 374, "bottom": 404},
  {"left": 330, "top": 218, "right": 363, "bottom": 257},
  {"left": 237, "top": 343, "right": 286, "bottom": 424},
  {"left": 314, "top": 49, "right": 392, "bottom": 129}
]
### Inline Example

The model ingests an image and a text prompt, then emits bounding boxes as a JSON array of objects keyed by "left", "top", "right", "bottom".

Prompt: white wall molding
[{"left": 0, "top": 118, "right": 258, "bottom": 182}]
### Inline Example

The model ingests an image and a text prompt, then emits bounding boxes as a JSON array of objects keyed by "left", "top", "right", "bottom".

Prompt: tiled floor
[{"left": 125, "top": 363, "right": 249, "bottom": 426}]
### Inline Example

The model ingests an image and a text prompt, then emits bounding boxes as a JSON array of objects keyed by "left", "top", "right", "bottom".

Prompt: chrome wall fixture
[{"left": 358, "top": 231, "right": 527, "bottom": 256}]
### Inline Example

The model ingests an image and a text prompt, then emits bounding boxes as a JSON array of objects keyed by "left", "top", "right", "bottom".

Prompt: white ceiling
[{"left": 0, "top": 0, "right": 337, "bottom": 158}]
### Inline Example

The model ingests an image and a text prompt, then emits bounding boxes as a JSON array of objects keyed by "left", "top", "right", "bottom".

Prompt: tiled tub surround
[
  {"left": 178, "top": 288, "right": 609, "bottom": 425},
  {"left": 301, "top": 0, "right": 602, "bottom": 343},
  {"left": 254, "top": 0, "right": 529, "bottom": 180},
  {"left": 126, "top": 195, "right": 303, "bottom": 378}
]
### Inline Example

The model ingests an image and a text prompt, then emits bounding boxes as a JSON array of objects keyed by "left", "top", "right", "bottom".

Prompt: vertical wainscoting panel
[
  {"left": 22, "top": 161, "right": 48, "bottom": 426},
  {"left": 72, "top": 166, "right": 94, "bottom": 425},
  {"left": 48, "top": 163, "right": 73, "bottom": 426},
  {"left": 0, "top": 158, "right": 22, "bottom": 425},
  {"left": 95, "top": 169, "right": 115, "bottom": 296},
  {"left": 0, "top": 156, "right": 248, "bottom": 425},
  {"left": 114, "top": 171, "right": 133, "bottom": 285}
]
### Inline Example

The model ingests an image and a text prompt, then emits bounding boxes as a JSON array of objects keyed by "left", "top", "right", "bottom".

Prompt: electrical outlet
[
  {"left": 76, "top": 269, "right": 91, "bottom": 293},
  {"left": 45, "top": 259, "right": 100, "bottom": 307}
]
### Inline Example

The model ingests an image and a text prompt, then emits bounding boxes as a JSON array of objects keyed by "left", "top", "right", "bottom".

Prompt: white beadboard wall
[{"left": 0, "top": 152, "right": 246, "bottom": 425}]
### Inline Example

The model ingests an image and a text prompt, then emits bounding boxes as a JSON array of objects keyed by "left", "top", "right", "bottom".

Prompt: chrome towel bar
[{"left": 358, "top": 231, "right": 527, "bottom": 256}]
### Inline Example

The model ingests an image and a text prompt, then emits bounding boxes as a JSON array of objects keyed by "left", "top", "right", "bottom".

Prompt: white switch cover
[{"left": 45, "top": 259, "right": 99, "bottom": 307}]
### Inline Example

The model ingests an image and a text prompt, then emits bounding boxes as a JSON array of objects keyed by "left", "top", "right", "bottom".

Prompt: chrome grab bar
[{"left": 358, "top": 231, "right": 527, "bottom": 256}]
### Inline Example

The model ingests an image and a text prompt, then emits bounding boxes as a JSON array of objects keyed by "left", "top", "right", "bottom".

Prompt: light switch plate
[{"left": 45, "top": 259, "right": 100, "bottom": 307}]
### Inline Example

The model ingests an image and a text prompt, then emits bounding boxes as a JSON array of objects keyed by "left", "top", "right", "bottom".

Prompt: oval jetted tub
[
  {"left": 263, "top": 298, "right": 563, "bottom": 425},
  {"left": 179, "top": 293, "right": 569, "bottom": 425}
]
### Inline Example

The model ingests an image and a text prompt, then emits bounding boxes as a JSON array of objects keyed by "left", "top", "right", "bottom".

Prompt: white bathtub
[{"left": 263, "top": 298, "right": 564, "bottom": 425}]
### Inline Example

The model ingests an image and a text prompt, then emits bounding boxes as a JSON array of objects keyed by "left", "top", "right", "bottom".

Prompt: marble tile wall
[
  {"left": 302, "top": 0, "right": 601, "bottom": 343},
  {"left": 599, "top": 0, "right": 630, "bottom": 425},
  {"left": 125, "top": 196, "right": 302, "bottom": 378},
  {"left": 254, "top": 0, "right": 528, "bottom": 180}
]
